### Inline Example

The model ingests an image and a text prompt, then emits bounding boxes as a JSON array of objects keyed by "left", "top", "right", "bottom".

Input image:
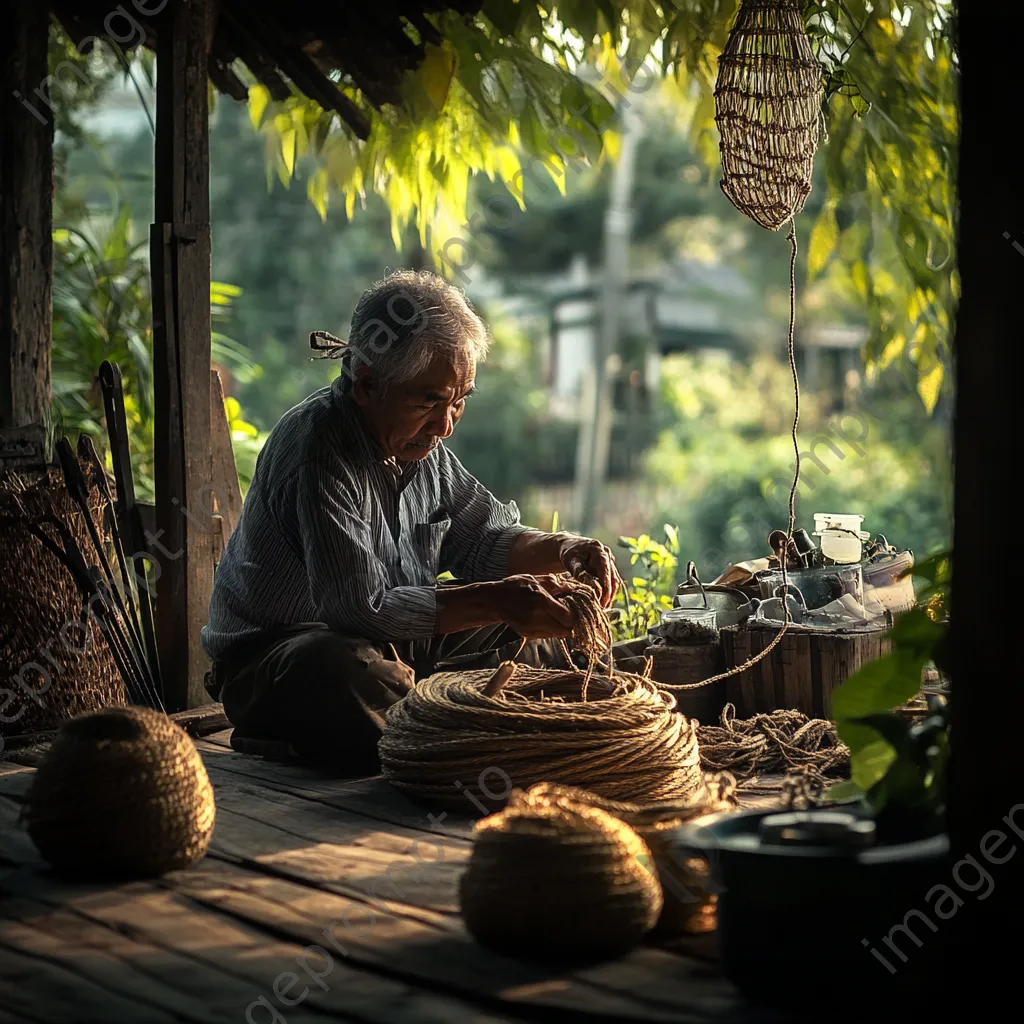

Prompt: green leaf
[
  {"left": 887, "top": 606, "right": 945, "bottom": 656},
  {"left": 849, "top": 712, "right": 913, "bottom": 758},
  {"left": 830, "top": 650, "right": 926, "bottom": 724},
  {"left": 248, "top": 84, "right": 270, "bottom": 130},
  {"left": 850, "top": 738, "right": 897, "bottom": 792},
  {"left": 280, "top": 128, "right": 296, "bottom": 176},
  {"left": 917, "top": 359, "right": 944, "bottom": 413},
  {"left": 825, "top": 780, "right": 863, "bottom": 803},
  {"left": 807, "top": 203, "right": 838, "bottom": 281},
  {"left": 421, "top": 41, "right": 457, "bottom": 112},
  {"left": 911, "top": 551, "right": 952, "bottom": 587}
]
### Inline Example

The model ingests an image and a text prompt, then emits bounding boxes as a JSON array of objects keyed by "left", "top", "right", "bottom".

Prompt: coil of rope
[{"left": 377, "top": 665, "right": 706, "bottom": 810}]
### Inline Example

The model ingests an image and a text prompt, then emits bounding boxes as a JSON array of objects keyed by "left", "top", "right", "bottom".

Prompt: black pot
[{"left": 670, "top": 807, "right": 951, "bottom": 1014}]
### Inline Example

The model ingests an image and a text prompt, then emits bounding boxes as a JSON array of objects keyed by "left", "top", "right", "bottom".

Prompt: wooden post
[
  {"left": 0, "top": 0, "right": 52, "bottom": 440},
  {"left": 946, "top": 4, "right": 1022, "bottom": 986},
  {"left": 210, "top": 369, "right": 242, "bottom": 542},
  {"left": 151, "top": 0, "right": 214, "bottom": 711}
]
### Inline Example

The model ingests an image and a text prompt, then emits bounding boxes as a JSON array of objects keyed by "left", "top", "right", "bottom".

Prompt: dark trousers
[{"left": 210, "top": 624, "right": 575, "bottom": 774}]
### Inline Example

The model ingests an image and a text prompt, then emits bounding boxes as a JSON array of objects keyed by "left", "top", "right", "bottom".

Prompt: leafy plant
[
  {"left": 245, "top": 1, "right": 957, "bottom": 401},
  {"left": 611, "top": 524, "right": 680, "bottom": 640},
  {"left": 51, "top": 204, "right": 257, "bottom": 499},
  {"left": 828, "top": 550, "right": 951, "bottom": 824}
]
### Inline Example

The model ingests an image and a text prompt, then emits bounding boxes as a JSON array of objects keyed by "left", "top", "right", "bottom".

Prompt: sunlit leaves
[
  {"left": 916, "top": 360, "right": 943, "bottom": 413},
  {"left": 611, "top": 527, "right": 680, "bottom": 640},
  {"left": 248, "top": 84, "right": 270, "bottom": 129},
  {"left": 51, "top": 210, "right": 256, "bottom": 500},
  {"left": 238, "top": 1, "right": 956, "bottom": 408},
  {"left": 807, "top": 202, "right": 838, "bottom": 281},
  {"left": 421, "top": 41, "right": 458, "bottom": 112}
]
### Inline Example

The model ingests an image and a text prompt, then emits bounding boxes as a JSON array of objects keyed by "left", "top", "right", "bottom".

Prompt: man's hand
[
  {"left": 492, "top": 574, "right": 575, "bottom": 639},
  {"left": 558, "top": 536, "right": 618, "bottom": 608}
]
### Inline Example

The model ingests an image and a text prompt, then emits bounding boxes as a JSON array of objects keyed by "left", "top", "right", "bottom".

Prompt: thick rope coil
[{"left": 378, "top": 667, "right": 705, "bottom": 810}]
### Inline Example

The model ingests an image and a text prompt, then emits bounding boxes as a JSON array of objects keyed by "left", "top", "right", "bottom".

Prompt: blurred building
[{"left": 543, "top": 252, "right": 764, "bottom": 407}]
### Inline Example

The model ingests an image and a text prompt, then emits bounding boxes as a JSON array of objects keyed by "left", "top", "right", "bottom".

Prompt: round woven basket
[
  {"left": 23, "top": 705, "right": 216, "bottom": 879},
  {"left": 459, "top": 785, "right": 663, "bottom": 962},
  {"left": 0, "top": 468, "right": 125, "bottom": 743},
  {"left": 507, "top": 779, "right": 738, "bottom": 938}
]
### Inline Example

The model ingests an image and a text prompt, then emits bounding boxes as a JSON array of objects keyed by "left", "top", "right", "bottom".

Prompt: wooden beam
[
  {"left": 220, "top": 8, "right": 370, "bottom": 139},
  {"left": 0, "top": 0, "right": 52, "bottom": 436},
  {"left": 210, "top": 369, "right": 242, "bottom": 541},
  {"left": 152, "top": 0, "right": 215, "bottom": 711},
  {"left": 946, "top": 3, "right": 1023, "bottom": 990}
]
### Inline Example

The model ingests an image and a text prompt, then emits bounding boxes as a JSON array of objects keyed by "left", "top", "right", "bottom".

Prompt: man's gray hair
[{"left": 341, "top": 270, "right": 489, "bottom": 392}]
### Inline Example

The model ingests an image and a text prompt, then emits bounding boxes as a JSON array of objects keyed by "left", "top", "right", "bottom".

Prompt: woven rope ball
[
  {"left": 714, "top": 0, "right": 824, "bottom": 230},
  {"left": 459, "top": 784, "right": 663, "bottom": 961},
  {"left": 511, "top": 778, "right": 739, "bottom": 938},
  {"left": 23, "top": 705, "right": 216, "bottom": 879},
  {"left": 377, "top": 667, "right": 705, "bottom": 811}
]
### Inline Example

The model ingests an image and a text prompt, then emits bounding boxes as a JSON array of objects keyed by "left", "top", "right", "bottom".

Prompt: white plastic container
[{"left": 813, "top": 513, "right": 869, "bottom": 564}]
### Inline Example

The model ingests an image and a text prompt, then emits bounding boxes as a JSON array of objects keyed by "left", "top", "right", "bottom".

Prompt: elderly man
[{"left": 202, "top": 270, "right": 618, "bottom": 773}]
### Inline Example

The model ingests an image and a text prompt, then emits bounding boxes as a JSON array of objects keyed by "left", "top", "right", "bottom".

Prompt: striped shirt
[{"left": 201, "top": 376, "right": 533, "bottom": 659}]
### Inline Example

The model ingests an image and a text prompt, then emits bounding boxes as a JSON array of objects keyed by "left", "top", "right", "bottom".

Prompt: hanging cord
[
  {"left": 478, "top": 228, "right": 804, "bottom": 702},
  {"left": 664, "top": 220, "right": 802, "bottom": 690}
]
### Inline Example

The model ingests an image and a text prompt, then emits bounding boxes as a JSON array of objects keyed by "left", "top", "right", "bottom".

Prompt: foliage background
[{"left": 49, "top": 0, "right": 955, "bottom": 593}]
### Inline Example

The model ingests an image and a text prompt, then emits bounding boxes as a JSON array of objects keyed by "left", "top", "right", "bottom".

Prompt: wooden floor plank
[
  {"left": 204, "top": 728, "right": 234, "bottom": 749},
  {"left": 0, "top": 879, "right": 514, "bottom": 1024},
  {"left": 0, "top": 939, "right": 184, "bottom": 1024},
  {"left": 206, "top": 780, "right": 467, "bottom": 913},
  {"left": 0, "top": 745, "right": 784, "bottom": 1023},
  {"left": 0, "top": 797, "right": 759, "bottom": 1022},
  {"left": 0, "top": 901, "right": 236, "bottom": 1024},
  {"left": 205, "top": 768, "right": 472, "bottom": 852},
  {"left": 194, "top": 742, "right": 478, "bottom": 840},
  {"left": 169, "top": 857, "right": 763, "bottom": 1022},
  {"left": 0, "top": 1008, "right": 45, "bottom": 1024},
  {"left": 0, "top": 765, "right": 33, "bottom": 791}
]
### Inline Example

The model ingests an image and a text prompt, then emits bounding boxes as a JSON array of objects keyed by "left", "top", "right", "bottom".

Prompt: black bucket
[{"left": 670, "top": 806, "right": 950, "bottom": 1014}]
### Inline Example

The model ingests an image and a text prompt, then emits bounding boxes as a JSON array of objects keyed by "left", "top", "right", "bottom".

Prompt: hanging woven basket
[{"left": 714, "top": 0, "right": 824, "bottom": 230}]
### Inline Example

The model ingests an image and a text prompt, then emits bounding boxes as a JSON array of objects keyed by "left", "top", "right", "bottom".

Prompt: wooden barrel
[
  {"left": 644, "top": 642, "right": 727, "bottom": 725},
  {"left": 720, "top": 623, "right": 892, "bottom": 719}
]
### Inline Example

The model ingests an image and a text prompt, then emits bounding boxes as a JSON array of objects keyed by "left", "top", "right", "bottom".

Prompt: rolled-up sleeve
[
  {"left": 294, "top": 456, "right": 437, "bottom": 641},
  {"left": 438, "top": 447, "right": 535, "bottom": 582}
]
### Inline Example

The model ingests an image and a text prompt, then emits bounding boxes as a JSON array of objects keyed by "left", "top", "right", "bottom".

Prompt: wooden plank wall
[
  {"left": 151, "top": 0, "right": 215, "bottom": 711},
  {"left": 0, "top": 0, "right": 53, "bottom": 436}
]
